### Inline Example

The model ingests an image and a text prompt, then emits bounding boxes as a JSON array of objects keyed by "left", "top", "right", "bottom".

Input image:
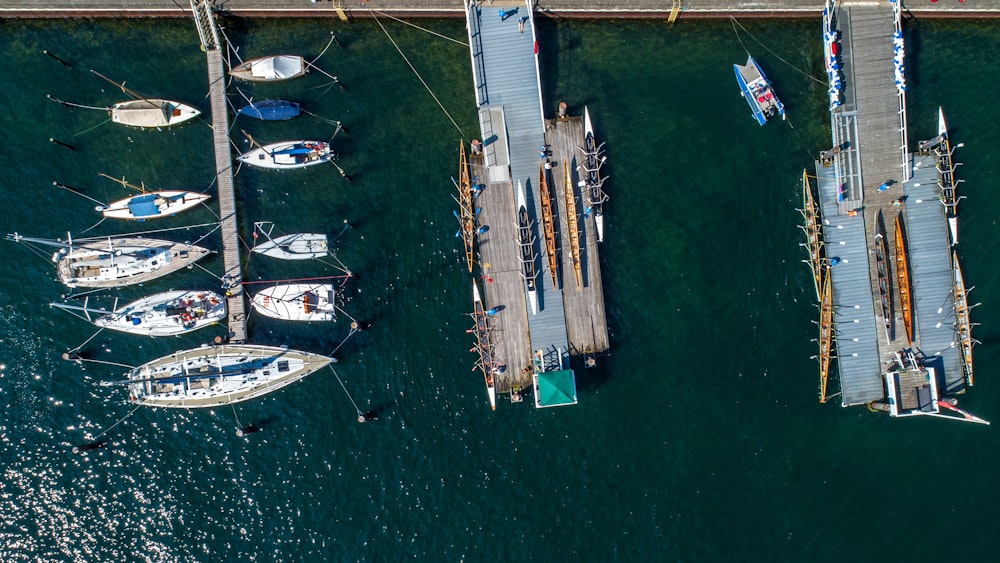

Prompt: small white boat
[
  {"left": 253, "top": 233, "right": 329, "bottom": 260},
  {"left": 734, "top": 55, "right": 785, "bottom": 125},
  {"left": 94, "top": 290, "right": 226, "bottom": 336},
  {"left": 238, "top": 141, "right": 332, "bottom": 170},
  {"left": 98, "top": 191, "right": 210, "bottom": 221},
  {"left": 7, "top": 234, "right": 211, "bottom": 288},
  {"left": 252, "top": 283, "right": 337, "bottom": 322},
  {"left": 123, "top": 344, "right": 333, "bottom": 408},
  {"left": 111, "top": 99, "right": 201, "bottom": 128},
  {"left": 230, "top": 55, "right": 307, "bottom": 82}
]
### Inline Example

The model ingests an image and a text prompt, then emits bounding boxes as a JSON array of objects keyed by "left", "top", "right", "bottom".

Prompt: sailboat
[
  {"left": 230, "top": 55, "right": 307, "bottom": 82},
  {"left": 251, "top": 283, "right": 338, "bottom": 322},
  {"left": 96, "top": 173, "right": 209, "bottom": 221},
  {"left": 580, "top": 107, "right": 608, "bottom": 242},
  {"left": 238, "top": 139, "right": 332, "bottom": 170},
  {"left": 92, "top": 70, "right": 201, "bottom": 128},
  {"left": 252, "top": 232, "right": 329, "bottom": 260},
  {"left": 52, "top": 290, "right": 226, "bottom": 337},
  {"left": 7, "top": 233, "right": 211, "bottom": 289},
  {"left": 516, "top": 180, "right": 539, "bottom": 315},
  {"left": 237, "top": 99, "right": 301, "bottom": 121},
  {"left": 122, "top": 344, "right": 333, "bottom": 408}
]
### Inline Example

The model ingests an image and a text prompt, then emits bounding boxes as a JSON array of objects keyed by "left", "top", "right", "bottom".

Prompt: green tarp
[{"left": 534, "top": 369, "right": 577, "bottom": 408}]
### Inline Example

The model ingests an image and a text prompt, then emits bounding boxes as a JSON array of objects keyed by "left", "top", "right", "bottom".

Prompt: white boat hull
[
  {"left": 252, "top": 283, "right": 337, "bottom": 322},
  {"left": 238, "top": 141, "right": 331, "bottom": 170},
  {"left": 253, "top": 233, "right": 329, "bottom": 260},
  {"left": 94, "top": 290, "right": 226, "bottom": 337},
  {"left": 56, "top": 237, "right": 211, "bottom": 289},
  {"left": 127, "top": 344, "right": 333, "bottom": 408},
  {"left": 111, "top": 99, "right": 201, "bottom": 128},
  {"left": 100, "top": 191, "right": 210, "bottom": 221},
  {"left": 230, "top": 55, "right": 306, "bottom": 82}
]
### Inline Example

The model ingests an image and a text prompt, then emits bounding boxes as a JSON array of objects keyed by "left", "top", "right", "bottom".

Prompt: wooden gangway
[{"left": 193, "top": 0, "right": 247, "bottom": 343}]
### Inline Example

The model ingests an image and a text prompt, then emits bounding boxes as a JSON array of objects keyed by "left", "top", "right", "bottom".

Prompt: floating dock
[
  {"left": 193, "top": 0, "right": 248, "bottom": 343},
  {"left": 811, "top": 0, "right": 974, "bottom": 417},
  {"left": 462, "top": 2, "right": 609, "bottom": 403}
]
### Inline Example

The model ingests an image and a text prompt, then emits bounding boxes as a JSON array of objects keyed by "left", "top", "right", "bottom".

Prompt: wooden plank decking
[{"left": 202, "top": 10, "right": 248, "bottom": 343}]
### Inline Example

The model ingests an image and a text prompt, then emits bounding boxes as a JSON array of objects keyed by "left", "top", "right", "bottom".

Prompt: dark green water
[{"left": 0, "top": 14, "right": 998, "bottom": 561}]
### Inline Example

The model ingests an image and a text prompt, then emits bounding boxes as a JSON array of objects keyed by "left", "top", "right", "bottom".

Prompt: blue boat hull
[{"left": 238, "top": 100, "right": 301, "bottom": 121}]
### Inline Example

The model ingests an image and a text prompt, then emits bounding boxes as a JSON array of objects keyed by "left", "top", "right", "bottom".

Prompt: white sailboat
[
  {"left": 230, "top": 55, "right": 307, "bottom": 82},
  {"left": 252, "top": 283, "right": 337, "bottom": 322},
  {"left": 238, "top": 140, "right": 332, "bottom": 170},
  {"left": 123, "top": 344, "right": 333, "bottom": 408},
  {"left": 111, "top": 99, "right": 201, "bottom": 128},
  {"left": 252, "top": 232, "right": 329, "bottom": 260},
  {"left": 8, "top": 233, "right": 211, "bottom": 289},
  {"left": 52, "top": 290, "right": 226, "bottom": 337}
]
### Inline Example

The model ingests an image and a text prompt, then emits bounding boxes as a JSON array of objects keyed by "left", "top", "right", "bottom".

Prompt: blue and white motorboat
[{"left": 733, "top": 55, "right": 785, "bottom": 126}]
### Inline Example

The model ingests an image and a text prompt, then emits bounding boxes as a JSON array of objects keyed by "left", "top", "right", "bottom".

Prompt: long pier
[
  {"left": 464, "top": 2, "right": 609, "bottom": 402},
  {"left": 813, "top": 0, "right": 968, "bottom": 413},
  {"left": 194, "top": 0, "right": 248, "bottom": 343}
]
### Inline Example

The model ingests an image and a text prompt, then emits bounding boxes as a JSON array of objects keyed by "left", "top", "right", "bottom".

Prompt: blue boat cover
[
  {"left": 127, "top": 194, "right": 160, "bottom": 217},
  {"left": 274, "top": 146, "right": 313, "bottom": 156},
  {"left": 238, "top": 100, "right": 300, "bottom": 121}
]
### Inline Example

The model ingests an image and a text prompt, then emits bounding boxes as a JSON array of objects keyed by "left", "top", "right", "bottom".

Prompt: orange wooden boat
[
  {"left": 894, "top": 213, "right": 914, "bottom": 345},
  {"left": 539, "top": 162, "right": 559, "bottom": 289}
]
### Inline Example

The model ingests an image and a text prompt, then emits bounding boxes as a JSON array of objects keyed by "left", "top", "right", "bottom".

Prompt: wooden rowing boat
[
  {"left": 800, "top": 169, "right": 823, "bottom": 301},
  {"left": 539, "top": 162, "right": 559, "bottom": 289},
  {"left": 471, "top": 281, "right": 497, "bottom": 410},
  {"left": 952, "top": 251, "right": 974, "bottom": 386},
  {"left": 818, "top": 267, "right": 833, "bottom": 403},
  {"left": 457, "top": 142, "right": 475, "bottom": 273},
  {"left": 894, "top": 212, "right": 914, "bottom": 345},
  {"left": 564, "top": 162, "right": 583, "bottom": 291},
  {"left": 873, "top": 210, "right": 893, "bottom": 345}
]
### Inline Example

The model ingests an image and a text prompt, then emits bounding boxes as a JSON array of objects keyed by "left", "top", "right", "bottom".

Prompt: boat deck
[{"left": 197, "top": 1, "right": 248, "bottom": 343}]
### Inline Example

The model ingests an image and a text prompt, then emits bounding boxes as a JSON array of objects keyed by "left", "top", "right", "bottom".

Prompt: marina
[{"left": 1, "top": 7, "right": 1000, "bottom": 562}]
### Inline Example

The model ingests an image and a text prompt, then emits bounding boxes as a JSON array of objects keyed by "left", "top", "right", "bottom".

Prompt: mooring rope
[
  {"left": 370, "top": 11, "right": 466, "bottom": 137},
  {"left": 372, "top": 10, "right": 468, "bottom": 46},
  {"left": 731, "top": 17, "right": 826, "bottom": 86}
]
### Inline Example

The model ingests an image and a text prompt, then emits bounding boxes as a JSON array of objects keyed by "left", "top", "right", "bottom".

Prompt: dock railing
[{"left": 892, "top": 1, "right": 911, "bottom": 182}]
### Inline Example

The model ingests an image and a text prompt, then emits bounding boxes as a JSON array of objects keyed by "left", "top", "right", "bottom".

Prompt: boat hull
[
  {"left": 238, "top": 141, "right": 331, "bottom": 170},
  {"left": 252, "top": 233, "right": 329, "bottom": 260},
  {"left": 100, "top": 191, "right": 210, "bottom": 220},
  {"left": 111, "top": 99, "right": 201, "bottom": 128},
  {"left": 238, "top": 100, "right": 301, "bottom": 121},
  {"left": 127, "top": 344, "right": 333, "bottom": 408},
  {"left": 734, "top": 56, "right": 785, "bottom": 125},
  {"left": 56, "top": 237, "right": 211, "bottom": 289},
  {"left": 230, "top": 55, "right": 306, "bottom": 82},
  {"left": 252, "top": 283, "right": 337, "bottom": 322},
  {"left": 94, "top": 290, "right": 226, "bottom": 337}
]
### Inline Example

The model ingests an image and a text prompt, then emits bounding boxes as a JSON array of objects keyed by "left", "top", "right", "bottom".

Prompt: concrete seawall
[{"left": 1, "top": 1, "right": 997, "bottom": 19}]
